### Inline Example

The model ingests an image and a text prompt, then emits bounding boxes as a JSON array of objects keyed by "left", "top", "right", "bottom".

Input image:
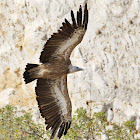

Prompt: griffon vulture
[{"left": 23, "top": 3, "right": 88, "bottom": 139}]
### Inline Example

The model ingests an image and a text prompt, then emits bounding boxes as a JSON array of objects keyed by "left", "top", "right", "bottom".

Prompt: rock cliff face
[{"left": 0, "top": 0, "right": 140, "bottom": 125}]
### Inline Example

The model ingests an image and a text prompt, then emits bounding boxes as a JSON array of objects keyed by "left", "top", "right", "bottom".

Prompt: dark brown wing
[
  {"left": 40, "top": 3, "right": 88, "bottom": 63},
  {"left": 35, "top": 76, "right": 72, "bottom": 139}
]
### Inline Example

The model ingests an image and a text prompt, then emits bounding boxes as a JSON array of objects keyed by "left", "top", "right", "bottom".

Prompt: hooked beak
[
  {"left": 78, "top": 68, "right": 84, "bottom": 71},
  {"left": 75, "top": 67, "right": 84, "bottom": 72},
  {"left": 69, "top": 65, "right": 84, "bottom": 73}
]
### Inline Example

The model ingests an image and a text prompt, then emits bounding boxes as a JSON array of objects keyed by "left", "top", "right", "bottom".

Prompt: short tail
[{"left": 23, "top": 63, "right": 39, "bottom": 84}]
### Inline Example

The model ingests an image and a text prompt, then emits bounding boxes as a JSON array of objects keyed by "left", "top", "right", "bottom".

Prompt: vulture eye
[{"left": 53, "top": 56, "right": 58, "bottom": 59}]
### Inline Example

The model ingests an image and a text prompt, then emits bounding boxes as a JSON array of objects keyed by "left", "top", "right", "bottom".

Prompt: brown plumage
[{"left": 23, "top": 3, "right": 88, "bottom": 139}]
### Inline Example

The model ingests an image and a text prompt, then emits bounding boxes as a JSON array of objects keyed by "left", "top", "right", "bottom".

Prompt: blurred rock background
[{"left": 0, "top": 0, "right": 140, "bottom": 127}]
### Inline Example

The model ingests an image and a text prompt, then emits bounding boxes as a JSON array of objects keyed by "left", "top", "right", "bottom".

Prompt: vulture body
[{"left": 23, "top": 3, "right": 88, "bottom": 139}]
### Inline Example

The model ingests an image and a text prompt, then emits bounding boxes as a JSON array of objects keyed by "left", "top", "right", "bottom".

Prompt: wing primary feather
[
  {"left": 85, "top": 9, "right": 88, "bottom": 30},
  {"left": 67, "top": 121, "right": 71, "bottom": 130},
  {"left": 71, "top": 10, "right": 77, "bottom": 28},
  {"left": 61, "top": 23, "right": 72, "bottom": 34},
  {"left": 65, "top": 19, "right": 74, "bottom": 32},
  {"left": 46, "top": 115, "right": 60, "bottom": 130},
  {"left": 83, "top": 3, "right": 88, "bottom": 30},
  {"left": 50, "top": 119, "right": 61, "bottom": 139},
  {"left": 65, "top": 19, "right": 74, "bottom": 33},
  {"left": 46, "top": 117, "right": 59, "bottom": 130},
  {"left": 77, "top": 11, "right": 80, "bottom": 26},
  {"left": 57, "top": 123, "right": 65, "bottom": 139},
  {"left": 79, "top": 5, "right": 82, "bottom": 27},
  {"left": 82, "top": 8, "right": 85, "bottom": 28},
  {"left": 64, "top": 122, "right": 69, "bottom": 135}
]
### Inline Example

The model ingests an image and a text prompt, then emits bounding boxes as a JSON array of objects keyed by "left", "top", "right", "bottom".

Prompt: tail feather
[{"left": 23, "top": 63, "right": 39, "bottom": 84}]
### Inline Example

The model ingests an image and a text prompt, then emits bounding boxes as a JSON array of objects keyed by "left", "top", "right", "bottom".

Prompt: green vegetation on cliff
[{"left": 0, "top": 105, "right": 139, "bottom": 140}]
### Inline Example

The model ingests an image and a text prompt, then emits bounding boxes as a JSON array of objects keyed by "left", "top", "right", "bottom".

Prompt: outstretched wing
[
  {"left": 40, "top": 3, "right": 88, "bottom": 63},
  {"left": 35, "top": 76, "right": 72, "bottom": 139}
]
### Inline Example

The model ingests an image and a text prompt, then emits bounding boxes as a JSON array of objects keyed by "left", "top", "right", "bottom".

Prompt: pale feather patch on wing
[
  {"left": 56, "top": 28, "right": 85, "bottom": 59},
  {"left": 53, "top": 82, "right": 68, "bottom": 116}
]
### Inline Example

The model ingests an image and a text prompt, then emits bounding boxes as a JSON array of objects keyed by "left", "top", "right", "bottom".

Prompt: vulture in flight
[{"left": 24, "top": 3, "right": 88, "bottom": 139}]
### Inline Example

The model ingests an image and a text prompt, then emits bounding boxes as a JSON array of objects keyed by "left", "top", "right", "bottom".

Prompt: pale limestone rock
[{"left": 0, "top": 0, "right": 140, "bottom": 130}]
